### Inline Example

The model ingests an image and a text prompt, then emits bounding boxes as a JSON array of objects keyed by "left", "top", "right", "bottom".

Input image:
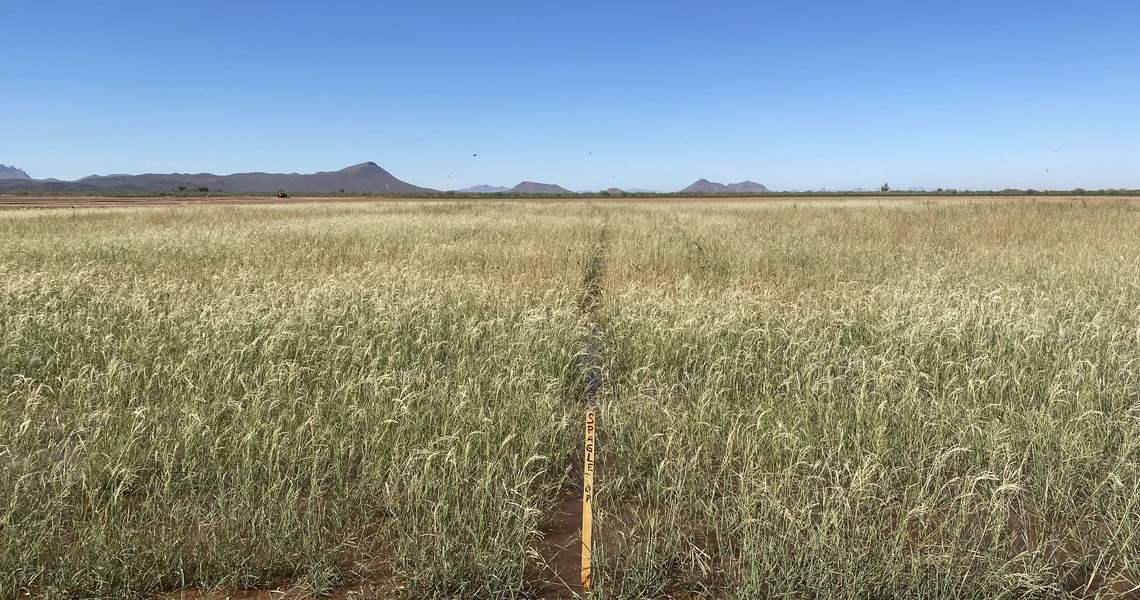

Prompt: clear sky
[{"left": 2, "top": 0, "right": 1138, "bottom": 192}]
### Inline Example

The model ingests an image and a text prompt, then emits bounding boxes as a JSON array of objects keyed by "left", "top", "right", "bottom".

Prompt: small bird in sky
[{"left": 473, "top": 154, "right": 477, "bottom": 157}]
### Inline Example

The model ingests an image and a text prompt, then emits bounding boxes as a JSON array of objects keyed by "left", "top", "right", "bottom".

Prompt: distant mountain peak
[
  {"left": 680, "top": 178, "right": 770, "bottom": 193},
  {"left": 727, "top": 180, "right": 770, "bottom": 192},
  {"left": 506, "top": 181, "right": 576, "bottom": 195},
  {"left": 0, "top": 164, "right": 30, "bottom": 179},
  {"left": 342, "top": 161, "right": 386, "bottom": 173}
]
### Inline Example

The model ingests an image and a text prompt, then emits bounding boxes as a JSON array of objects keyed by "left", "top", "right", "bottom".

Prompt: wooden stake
[{"left": 581, "top": 408, "right": 597, "bottom": 592}]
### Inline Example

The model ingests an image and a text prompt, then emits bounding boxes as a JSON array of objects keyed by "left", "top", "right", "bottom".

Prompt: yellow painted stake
[{"left": 582, "top": 408, "right": 597, "bottom": 592}]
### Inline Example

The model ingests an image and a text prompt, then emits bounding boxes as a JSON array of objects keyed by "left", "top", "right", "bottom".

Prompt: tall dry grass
[{"left": 1, "top": 199, "right": 1138, "bottom": 599}]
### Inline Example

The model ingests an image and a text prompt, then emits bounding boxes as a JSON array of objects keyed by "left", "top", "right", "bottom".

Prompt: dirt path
[
  {"left": 532, "top": 494, "right": 589, "bottom": 599},
  {"left": 530, "top": 216, "right": 613, "bottom": 598}
]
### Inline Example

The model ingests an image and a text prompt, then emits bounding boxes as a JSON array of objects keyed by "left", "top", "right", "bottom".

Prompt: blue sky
[{"left": 1, "top": 0, "right": 1137, "bottom": 192}]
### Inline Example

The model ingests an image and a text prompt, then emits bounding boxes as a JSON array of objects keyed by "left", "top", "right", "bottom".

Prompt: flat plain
[{"left": 1, "top": 198, "right": 1138, "bottom": 599}]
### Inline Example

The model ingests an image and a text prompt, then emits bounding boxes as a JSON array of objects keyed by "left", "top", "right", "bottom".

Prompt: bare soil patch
[{"left": 531, "top": 493, "right": 587, "bottom": 599}]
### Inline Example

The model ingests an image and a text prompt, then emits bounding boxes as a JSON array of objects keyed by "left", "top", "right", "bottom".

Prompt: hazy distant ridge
[
  {"left": 0, "top": 162, "right": 434, "bottom": 193},
  {"left": 456, "top": 185, "right": 509, "bottom": 193},
  {"left": 680, "top": 179, "right": 771, "bottom": 193}
]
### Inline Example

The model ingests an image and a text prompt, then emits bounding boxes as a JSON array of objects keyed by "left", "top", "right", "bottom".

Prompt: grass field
[{"left": 2, "top": 199, "right": 1139, "bottom": 599}]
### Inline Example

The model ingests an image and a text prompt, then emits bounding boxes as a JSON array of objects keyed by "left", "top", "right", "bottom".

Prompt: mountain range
[
  {"left": 680, "top": 179, "right": 771, "bottom": 193},
  {"left": 0, "top": 163, "right": 773, "bottom": 195},
  {"left": 0, "top": 162, "right": 433, "bottom": 194},
  {"left": 455, "top": 182, "right": 577, "bottom": 195}
]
